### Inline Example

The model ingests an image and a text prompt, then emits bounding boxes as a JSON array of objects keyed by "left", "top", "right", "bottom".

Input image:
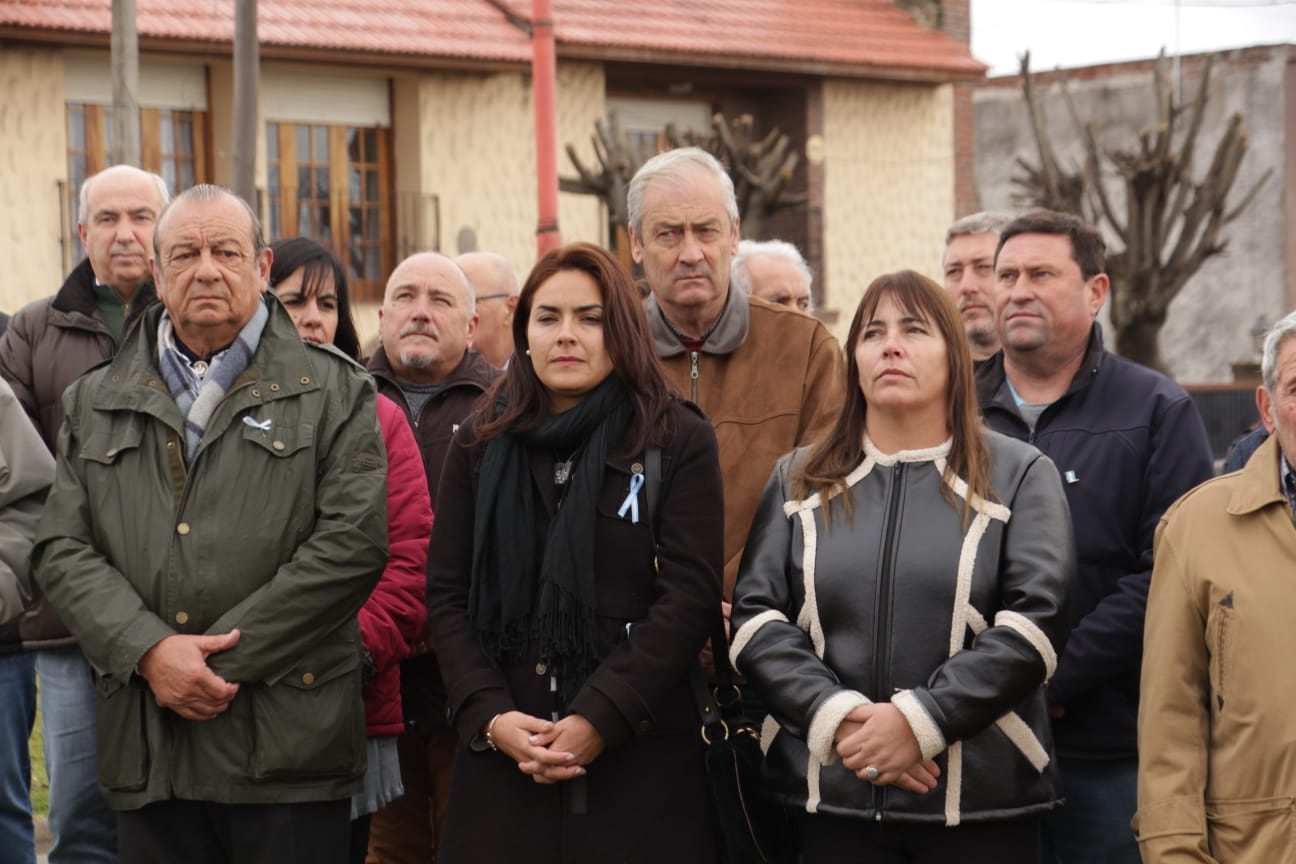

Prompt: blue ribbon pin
[{"left": 617, "top": 472, "right": 646, "bottom": 524}]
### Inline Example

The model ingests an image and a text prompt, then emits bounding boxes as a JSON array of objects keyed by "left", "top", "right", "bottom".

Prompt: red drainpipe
[{"left": 532, "top": 0, "right": 561, "bottom": 257}]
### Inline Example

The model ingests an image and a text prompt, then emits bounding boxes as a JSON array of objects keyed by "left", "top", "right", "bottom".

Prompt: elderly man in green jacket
[{"left": 33, "top": 184, "right": 388, "bottom": 864}]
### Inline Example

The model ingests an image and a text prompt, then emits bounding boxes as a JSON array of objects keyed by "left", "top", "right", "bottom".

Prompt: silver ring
[{"left": 864, "top": 765, "right": 880, "bottom": 781}]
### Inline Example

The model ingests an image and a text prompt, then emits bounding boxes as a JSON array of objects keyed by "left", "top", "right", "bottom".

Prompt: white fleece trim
[
  {"left": 806, "top": 756, "right": 822, "bottom": 814},
  {"left": 730, "top": 609, "right": 789, "bottom": 670},
  {"left": 782, "top": 456, "right": 875, "bottom": 515},
  {"left": 944, "top": 741, "right": 963, "bottom": 827},
  {"left": 948, "top": 510, "right": 992, "bottom": 658},
  {"left": 760, "top": 714, "right": 781, "bottom": 756},
  {"left": 891, "top": 690, "right": 947, "bottom": 760},
  {"left": 806, "top": 689, "right": 871, "bottom": 766},
  {"left": 996, "top": 712, "right": 1051, "bottom": 773},
  {"left": 965, "top": 606, "right": 988, "bottom": 634},
  {"left": 863, "top": 435, "right": 952, "bottom": 465},
  {"left": 941, "top": 468, "right": 1012, "bottom": 523},
  {"left": 995, "top": 610, "right": 1058, "bottom": 680},
  {"left": 793, "top": 508, "right": 827, "bottom": 659}
]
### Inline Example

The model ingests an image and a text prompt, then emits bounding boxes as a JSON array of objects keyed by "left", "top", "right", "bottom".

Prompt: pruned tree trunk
[
  {"left": 561, "top": 111, "right": 806, "bottom": 244},
  {"left": 1014, "top": 50, "right": 1270, "bottom": 375}
]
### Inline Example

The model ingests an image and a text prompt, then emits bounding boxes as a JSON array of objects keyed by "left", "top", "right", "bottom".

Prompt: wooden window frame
[{"left": 265, "top": 121, "right": 392, "bottom": 302}]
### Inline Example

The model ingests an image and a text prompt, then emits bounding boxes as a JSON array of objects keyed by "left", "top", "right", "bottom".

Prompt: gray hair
[
  {"left": 944, "top": 211, "right": 1016, "bottom": 247},
  {"left": 78, "top": 165, "right": 170, "bottom": 225},
  {"left": 153, "top": 184, "right": 265, "bottom": 261},
  {"left": 627, "top": 147, "right": 738, "bottom": 236},
  {"left": 731, "top": 239, "right": 814, "bottom": 311},
  {"left": 455, "top": 251, "right": 519, "bottom": 300},
  {"left": 1262, "top": 308, "right": 1296, "bottom": 393}
]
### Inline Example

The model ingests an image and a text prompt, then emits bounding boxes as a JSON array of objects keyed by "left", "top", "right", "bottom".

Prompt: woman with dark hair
[
  {"left": 426, "top": 242, "right": 723, "bottom": 864},
  {"left": 731, "top": 271, "right": 1074, "bottom": 863},
  {"left": 268, "top": 237, "right": 361, "bottom": 360},
  {"left": 268, "top": 238, "right": 432, "bottom": 864}
]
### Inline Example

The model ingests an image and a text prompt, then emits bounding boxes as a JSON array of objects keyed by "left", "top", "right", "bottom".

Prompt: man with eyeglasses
[{"left": 456, "top": 252, "right": 520, "bottom": 368}]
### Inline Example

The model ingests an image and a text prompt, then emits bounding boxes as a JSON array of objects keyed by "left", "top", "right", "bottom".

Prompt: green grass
[{"left": 29, "top": 693, "right": 48, "bottom": 816}]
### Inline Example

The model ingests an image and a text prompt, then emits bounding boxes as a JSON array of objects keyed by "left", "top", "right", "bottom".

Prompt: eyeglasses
[{"left": 476, "top": 293, "right": 512, "bottom": 301}]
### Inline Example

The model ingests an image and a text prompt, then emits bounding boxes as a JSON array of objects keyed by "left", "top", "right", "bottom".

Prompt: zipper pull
[{"left": 689, "top": 350, "right": 700, "bottom": 381}]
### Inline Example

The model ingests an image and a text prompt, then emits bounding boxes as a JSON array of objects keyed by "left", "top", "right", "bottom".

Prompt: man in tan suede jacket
[
  {"left": 627, "top": 147, "right": 844, "bottom": 608},
  {"left": 1136, "top": 309, "right": 1296, "bottom": 863}
]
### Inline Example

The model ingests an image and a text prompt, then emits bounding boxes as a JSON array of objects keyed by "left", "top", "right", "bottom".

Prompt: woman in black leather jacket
[{"left": 731, "top": 271, "right": 1074, "bottom": 863}]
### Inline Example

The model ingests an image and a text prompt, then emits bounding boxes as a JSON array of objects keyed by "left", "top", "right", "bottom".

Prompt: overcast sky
[{"left": 971, "top": 0, "right": 1296, "bottom": 77}]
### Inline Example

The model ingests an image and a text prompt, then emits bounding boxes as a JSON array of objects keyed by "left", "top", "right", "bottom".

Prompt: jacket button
[
  {"left": 300, "top": 376, "right": 311, "bottom": 385},
  {"left": 166, "top": 441, "right": 175, "bottom": 449},
  {"left": 175, "top": 611, "right": 189, "bottom": 625},
  {"left": 535, "top": 663, "right": 547, "bottom": 675},
  {"left": 269, "top": 383, "right": 280, "bottom": 392},
  {"left": 301, "top": 672, "right": 315, "bottom": 686},
  {"left": 251, "top": 389, "right": 261, "bottom": 398},
  {"left": 176, "top": 522, "right": 191, "bottom": 536},
  {"left": 104, "top": 448, "right": 117, "bottom": 459},
  {"left": 272, "top": 440, "right": 285, "bottom": 451},
  {"left": 631, "top": 462, "right": 644, "bottom": 474}
]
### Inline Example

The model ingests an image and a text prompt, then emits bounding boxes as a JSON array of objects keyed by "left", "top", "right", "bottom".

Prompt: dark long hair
[
  {"left": 268, "top": 237, "right": 361, "bottom": 361},
  {"left": 474, "top": 243, "right": 675, "bottom": 454},
  {"left": 794, "top": 270, "right": 992, "bottom": 528}
]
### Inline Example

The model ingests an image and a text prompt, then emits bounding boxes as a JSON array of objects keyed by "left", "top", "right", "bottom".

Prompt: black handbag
[
  {"left": 688, "top": 614, "right": 794, "bottom": 864},
  {"left": 642, "top": 448, "right": 792, "bottom": 864}
]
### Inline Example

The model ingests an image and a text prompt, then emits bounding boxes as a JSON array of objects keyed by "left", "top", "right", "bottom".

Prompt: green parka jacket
[{"left": 32, "top": 297, "right": 388, "bottom": 810}]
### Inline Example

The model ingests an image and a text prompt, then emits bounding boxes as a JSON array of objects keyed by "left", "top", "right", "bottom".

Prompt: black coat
[
  {"left": 975, "top": 326, "right": 1214, "bottom": 755},
  {"left": 427, "top": 398, "right": 723, "bottom": 864}
]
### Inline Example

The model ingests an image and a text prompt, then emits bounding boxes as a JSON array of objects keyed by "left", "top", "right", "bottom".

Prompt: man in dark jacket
[
  {"left": 0, "top": 164, "right": 167, "bottom": 864},
  {"left": 33, "top": 184, "right": 386, "bottom": 863},
  {"left": 365, "top": 251, "right": 499, "bottom": 864},
  {"left": 976, "top": 210, "right": 1213, "bottom": 864}
]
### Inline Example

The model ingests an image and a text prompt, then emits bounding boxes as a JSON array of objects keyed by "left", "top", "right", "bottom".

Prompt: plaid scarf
[{"left": 157, "top": 299, "right": 269, "bottom": 463}]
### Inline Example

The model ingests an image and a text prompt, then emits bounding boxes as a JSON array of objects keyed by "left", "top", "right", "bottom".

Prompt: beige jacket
[
  {"left": 646, "top": 290, "right": 844, "bottom": 596},
  {"left": 1136, "top": 434, "right": 1296, "bottom": 863}
]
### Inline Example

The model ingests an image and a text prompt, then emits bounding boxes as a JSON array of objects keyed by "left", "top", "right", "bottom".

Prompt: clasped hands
[
  {"left": 487, "top": 711, "right": 605, "bottom": 785},
  {"left": 137, "top": 629, "right": 241, "bottom": 721},
  {"left": 835, "top": 703, "right": 940, "bottom": 795}
]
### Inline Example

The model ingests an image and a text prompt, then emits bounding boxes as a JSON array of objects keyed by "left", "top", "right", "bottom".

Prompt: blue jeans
[
  {"left": 1044, "top": 756, "right": 1140, "bottom": 864},
  {"left": 0, "top": 652, "right": 36, "bottom": 864},
  {"left": 37, "top": 648, "right": 116, "bottom": 864}
]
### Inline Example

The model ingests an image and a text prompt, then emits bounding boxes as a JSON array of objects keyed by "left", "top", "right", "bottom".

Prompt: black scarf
[{"left": 468, "top": 375, "right": 633, "bottom": 708}]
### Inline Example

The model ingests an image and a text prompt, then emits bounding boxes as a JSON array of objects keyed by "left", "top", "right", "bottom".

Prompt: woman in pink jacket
[{"left": 270, "top": 237, "right": 432, "bottom": 863}]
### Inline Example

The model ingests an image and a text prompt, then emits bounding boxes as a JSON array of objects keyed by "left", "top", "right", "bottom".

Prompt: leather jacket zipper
[
  {"left": 689, "top": 350, "right": 700, "bottom": 402},
  {"left": 872, "top": 461, "right": 905, "bottom": 818}
]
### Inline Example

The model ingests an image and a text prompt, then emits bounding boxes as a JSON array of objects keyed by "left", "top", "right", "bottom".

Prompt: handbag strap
[{"left": 646, "top": 445, "right": 744, "bottom": 731}]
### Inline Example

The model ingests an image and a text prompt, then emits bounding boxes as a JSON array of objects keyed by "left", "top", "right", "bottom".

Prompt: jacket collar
[
  {"left": 863, "top": 435, "right": 952, "bottom": 465},
  {"left": 976, "top": 324, "right": 1105, "bottom": 413},
  {"left": 51, "top": 258, "right": 159, "bottom": 330},
  {"left": 366, "top": 345, "right": 498, "bottom": 391},
  {"left": 93, "top": 295, "right": 322, "bottom": 431},
  {"left": 1227, "top": 434, "right": 1290, "bottom": 516},
  {"left": 644, "top": 286, "right": 749, "bottom": 358}
]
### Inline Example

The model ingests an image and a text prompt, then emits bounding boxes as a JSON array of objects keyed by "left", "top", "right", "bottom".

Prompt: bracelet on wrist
[{"left": 484, "top": 713, "right": 502, "bottom": 752}]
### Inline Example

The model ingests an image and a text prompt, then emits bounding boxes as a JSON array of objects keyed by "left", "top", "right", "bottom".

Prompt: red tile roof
[
  {"left": 543, "top": 0, "right": 984, "bottom": 78},
  {"left": 0, "top": 0, "right": 984, "bottom": 80}
]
